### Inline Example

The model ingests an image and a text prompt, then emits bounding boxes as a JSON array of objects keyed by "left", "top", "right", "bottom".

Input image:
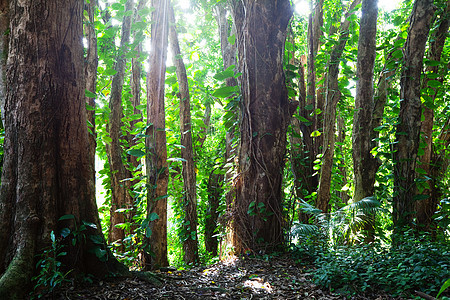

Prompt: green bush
[{"left": 292, "top": 234, "right": 450, "bottom": 297}]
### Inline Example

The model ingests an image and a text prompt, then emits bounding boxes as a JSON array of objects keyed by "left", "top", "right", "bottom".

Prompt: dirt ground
[{"left": 42, "top": 256, "right": 407, "bottom": 299}]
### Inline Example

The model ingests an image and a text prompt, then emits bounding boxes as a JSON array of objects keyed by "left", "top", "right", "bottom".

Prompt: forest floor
[{"left": 44, "top": 256, "right": 406, "bottom": 300}]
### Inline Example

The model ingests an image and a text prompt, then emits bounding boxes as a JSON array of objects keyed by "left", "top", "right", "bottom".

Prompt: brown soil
[{"left": 40, "top": 257, "right": 402, "bottom": 299}]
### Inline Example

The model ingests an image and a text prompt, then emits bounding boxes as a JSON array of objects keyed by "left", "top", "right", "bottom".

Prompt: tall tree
[
  {"left": 0, "top": 0, "right": 8, "bottom": 123},
  {"left": 215, "top": 1, "right": 238, "bottom": 248},
  {"left": 126, "top": 0, "right": 147, "bottom": 246},
  {"left": 168, "top": 4, "right": 199, "bottom": 264},
  {"left": 145, "top": 0, "right": 170, "bottom": 270},
  {"left": 352, "top": 0, "right": 378, "bottom": 203},
  {"left": 393, "top": 0, "right": 435, "bottom": 232},
  {"left": 415, "top": 1, "right": 450, "bottom": 233},
  {"left": 299, "top": 0, "right": 324, "bottom": 196},
  {"left": 0, "top": 1, "right": 125, "bottom": 298},
  {"left": 230, "top": 0, "right": 294, "bottom": 254},
  {"left": 316, "top": 0, "right": 361, "bottom": 213},
  {"left": 85, "top": 0, "right": 99, "bottom": 191},
  {"left": 107, "top": 0, "right": 134, "bottom": 249}
]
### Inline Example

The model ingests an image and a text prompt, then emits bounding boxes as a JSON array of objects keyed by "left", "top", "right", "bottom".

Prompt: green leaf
[
  {"left": 111, "top": 3, "right": 124, "bottom": 11},
  {"left": 127, "top": 149, "right": 146, "bottom": 158},
  {"left": 103, "top": 68, "right": 118, "bottom": 76},
  {"left": 82, "top": 221, "right": 97, "bottom": 229},
  {"left": 415, "top": 167, "right": 427, "bottom": 175},
  {"left": 427, "top": 80, "right": 442, "bottom": 88},
  {"left": 437, "top": 278, "right": 450, "bottom": 298},
  {"left": 85, "top": 89, "right": 97, "bottom": 98},
  {"left": 149, "top": 212, "right": 159, "bottom": 221},
  {"left": 212, "top": 86, "right": 238, "bottom": 98},
  {"left": 145, "top": 227, "right": 152, "bottom": 238},
  {"left": 90, "top": 235, "right": 104, "bottom": 245},
  {"left": 214, "top": 65, "right": 236, "bottom": 81},
  {"left": 392, "top": 49, "right": 403, "bottom": 59},
  {"left": 59, "top": 214, "right": 75, "bottom": 221},
  {"left": 103, "top": 136, "right": 112, "bottom": 144}
]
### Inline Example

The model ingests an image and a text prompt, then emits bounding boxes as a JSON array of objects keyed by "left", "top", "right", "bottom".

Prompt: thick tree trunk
[
  {"left": 145, "top": 0, "right": 169, "bottom": 270},
  {"left": 107, "top": 0, "right": 134, "bottom": 250},
  {"left": 0, "top": 1, "right": 125, "bottom": 298},
  {"left": 415, "top": 2, "right": 450, "bottom": 233},
  {"left": 393, "top": 0, "right": 435, "bottom": 232},
  {"left": 169, "top": 5, "right": 199, "bottom": 264},
  {"left": 316, "top": 0, "right": 361, "bottom": 213},
  {"left": 85, "top": 0, "right": 98, "bottom": 193},
  {"left": 352, "top": 0, "right": 379, "bottom": 203},
  {"left": 231, "top": 0, "right": 293, "bottom": 255}
]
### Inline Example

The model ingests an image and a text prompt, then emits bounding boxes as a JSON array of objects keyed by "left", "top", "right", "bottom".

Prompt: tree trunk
[
  {"left": 393, "top": 0, "right": 435, "bottom": 233},
  {"left": 311, "top": 0, "right": 325, "bottom": 176},
  {"left": 217, "top": 2, "right": 238, "bottom": 249},
  {"left": 352, "top": 0, "right": 378, "bottom": 203},
  {"left": 316, "top": 0, "right": 361, "bottom": 213},
  {"left": 107, "top": 0, "right": 134, "bottom": 250},
  {"left": 301, "top": 0, "right": 323, "bottom": 196},
  {"left": 0, "top": 1, "right": 125, "bottom": 298},
  {"left": 124, "top": 0, "right": 147, "bottom": 255},
  {"left": 0, "top": 0, "right": 8, "bottom": 124},
  {"left": 415, "top": 1, "right": 450, "bottom": 233},
  {"left": 144, "top": 0, "right": 170, "bottom": 270},
  {"left": 205, "top": 168, "right": 224, "bottom": 256},
  {"left": 337, "top": 115, "right": 350, "bottom": 204},
  {"left": 169, "top": 5, "right": 199, "bottom": 264},
  {"left": 85, "top": 0, "right": 98, "bottom": 194},
  {"left": 231, "top": 0, "right": 293, "bottom": 255}
]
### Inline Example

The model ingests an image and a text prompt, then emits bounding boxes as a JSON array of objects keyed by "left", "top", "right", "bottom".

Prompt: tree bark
[
  {"left": 316, "top": 0, "right": 361, "bottom": 213},
  {"left": 0, "top": 0, "right": 8, "bottom": 124},
  {"left": 352, "top": 0, "right": 379, "bottom": 203},
  {"left": 415, "top": 1, "right": 450, "bottom": 233},
  {"left": 217, "top": 2, "right": 238, "bottom": 247},
  {"left": 169, "top": 4, "right": 199, "bottom": 264},
  {"left": 0, "top": 1, "right": 125, "bottom": 298},
  {"left": 205, "top": 168, "right": 224, "bottom": 256},
  {"left": 125, "top": 0, "right": 147, "bottom": 255},
  {"left": 301, "top": 0, "right": 323, "bottom": 196},
  {"left": 393, "top": 0, "right": 435, "bottom": 232},
  {"left": 85, "top": 0, "right": 98, "bottom": 194},
  {"left": 231, "top": 0, "right": 293, "bottom": 255},
  {"left": 107, "top": 0, "right": 134, "bottom": 250},
  {"left": 144, "top": 0, "right": 170, "bottom": 270}
]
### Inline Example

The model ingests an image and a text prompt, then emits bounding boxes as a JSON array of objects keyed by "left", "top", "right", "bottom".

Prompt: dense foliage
[{"left": 0, "top": 0, "right": 449, "bottom": 298}]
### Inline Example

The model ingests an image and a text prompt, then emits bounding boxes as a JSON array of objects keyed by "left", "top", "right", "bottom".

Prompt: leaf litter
[{"left": 41, "top": 256, "right": 401, "bottom": 299}]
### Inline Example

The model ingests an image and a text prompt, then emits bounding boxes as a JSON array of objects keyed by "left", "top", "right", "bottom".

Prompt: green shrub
[{"left": 292, "top": 234, "right": 450, "bottom": 297}]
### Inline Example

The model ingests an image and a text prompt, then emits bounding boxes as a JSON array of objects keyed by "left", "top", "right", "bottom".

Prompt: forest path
[{"left": 43, "top": 256, "right": 396, "bottom": 299}]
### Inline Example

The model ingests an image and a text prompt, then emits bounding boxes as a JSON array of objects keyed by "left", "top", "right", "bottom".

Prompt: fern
[{"left": 291, "top": 197, "right": 383, "bottom": 246}]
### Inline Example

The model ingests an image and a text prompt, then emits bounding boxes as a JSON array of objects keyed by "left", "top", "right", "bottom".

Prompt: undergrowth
[{"left": 292, "top": 234, "right": 450, "bottom": 298}]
